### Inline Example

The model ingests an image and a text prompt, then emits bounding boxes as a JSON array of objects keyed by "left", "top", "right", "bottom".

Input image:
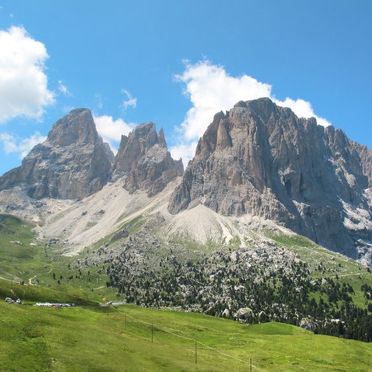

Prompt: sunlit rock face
[
  {"left": 0, "top": 109, "right": 114, "bottom": 200},
  {"left": 169, "top": 98, "right": 372, "bottom": 262},
  {"left": 113, "top": 122, "right": 183, "bottom": 196}
]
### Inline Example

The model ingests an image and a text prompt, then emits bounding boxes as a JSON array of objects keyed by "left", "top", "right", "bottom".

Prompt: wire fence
[{"left": 118, "top": 309, "right": 259, "bottom": 371}]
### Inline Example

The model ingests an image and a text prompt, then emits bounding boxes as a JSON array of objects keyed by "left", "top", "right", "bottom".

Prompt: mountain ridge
[
  {"left": 0, "top": 98, "right": 371, "bottom": 264},
  {"left": 0, "top": 109, "right": 183, "bottom": 200},
  {"left": 0, "top": 109, "right": 114, "bottom": 200},
  {"left": 113, "top": 122, "right": 183, "bottom": 196},
  {"left": 168, "top": 98, "right": 372, "bottom": 262}
]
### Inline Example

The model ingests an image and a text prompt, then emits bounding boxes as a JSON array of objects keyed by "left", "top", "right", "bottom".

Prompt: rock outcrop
[
  {"left": 168, "top": 98, "right": 372, "bottom": 262},
  {"left": 113, "top": 123, "right": 183, "bottom": 196},
  {"left": 351, "top": 142, "right": 372, "bottom": 187},
  {"left": 0, "top": 109, "right": 114, "bottom": 199}
]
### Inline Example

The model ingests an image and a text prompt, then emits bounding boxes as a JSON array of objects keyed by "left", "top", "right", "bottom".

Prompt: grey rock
[
  {"left": 110, "top": 229, "right": 129, "bottom": 243},
  {"left": 234, "top": 307, "right": 254, "bottom": 321},
  {"left": 168, "top": 98, "right": 372, "bottom": 261},
  {"left": 0, "top": 109, "right": 114, "bottom": 199},
  {"left": 299, "top": 317, "right": 317, "bottom": 331},
  {"left": 350, "top": 142, "right": 372, "bottom": 187},
  {"left": 222, "top": 308, "right": 230, "bottom": 317},
  {"left": 113, "top": 122, "right": 183, "bottom": 196}
]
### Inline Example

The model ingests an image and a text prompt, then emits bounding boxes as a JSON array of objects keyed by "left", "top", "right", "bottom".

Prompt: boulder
[{"left": 234, "top": 307, "right": 254, "bottom": 321}]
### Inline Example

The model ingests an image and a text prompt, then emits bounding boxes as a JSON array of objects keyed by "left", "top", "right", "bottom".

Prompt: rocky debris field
[{"left": 98, "top": 215, "right": 372, "bottom": 342}]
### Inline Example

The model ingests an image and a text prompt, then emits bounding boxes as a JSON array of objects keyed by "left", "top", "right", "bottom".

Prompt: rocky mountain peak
[
  {"left": 113, "top": 122, "right": 183, "bottom": 196},
  {"left": 216, "top": 118, "right": 232, "bottom": 150},
  {"left": 168, "top": 97, "right": 372, "bottom": 263},
  {"left": 158, "top": 128, "right": 167, "bottom": 147},
  {"left": 47, "top": 108, "right": 99, "bottom": 146},
  {"left": 0, "top": 109, "right": 114, "bottom": 200}
]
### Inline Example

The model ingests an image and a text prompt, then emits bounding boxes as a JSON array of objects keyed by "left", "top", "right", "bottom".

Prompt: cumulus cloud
[
  {"left": 0, "top": 132, "right": 46, "bottom": 158},
  {"left": 121, "top": 89, "right": 137, "bottom": 110},
  {"left": 0, "top": 133, "right": 17, "bottom": 153},
  {"left": 0, "top": 26, "right": 54, "bottom": 123},
  {"left": 93, "top": 114, "right": 134, "bottom": 152},
  {"left": 170, "top": 141, "right": 198, "bottom": 166},
  {"left": 174, "top": 61, "right": 272, "bottom": 141},
  {"left": 274, "top": 97, "right": 331, "bottom": 127},
  {"left": 171, "top": 61, "right": 331, "bottom": 166}
]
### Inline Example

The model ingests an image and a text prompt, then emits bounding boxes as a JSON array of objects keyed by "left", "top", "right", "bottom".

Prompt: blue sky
[{"left": 0, "top": 0, "right": 371, "bottom": 175}]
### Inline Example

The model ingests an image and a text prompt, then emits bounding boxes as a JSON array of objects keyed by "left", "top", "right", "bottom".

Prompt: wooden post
[
  {"left": 250, "top": 357, "right": 252, "bottom": 372},
  {"left": 151, "top": 324, "right": 154, "bottom": 343},
  {"left": 124, "top": 314, "right": 127, "bottom": 329},
  {"left": 195, "top": 340, "right": 198, "bottom": 365}
]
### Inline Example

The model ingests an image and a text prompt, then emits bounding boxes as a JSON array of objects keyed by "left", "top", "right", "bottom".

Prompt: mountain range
[{"left": 0, "top": 98, "right": 371, "bottom": 264}]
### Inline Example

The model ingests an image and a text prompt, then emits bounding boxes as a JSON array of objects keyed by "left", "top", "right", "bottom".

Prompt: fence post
[
  {"left": 195, "top": 340, "right": 198, "bottom": 365},
  {"left": 250, "top": 357, "right": 252, "bottom": 372},
  {"left": 151, "top": 324, "right": 154, "bottom": 343},
  {"left": 124, "top": 314, "right": 127, "bottom": 329}
]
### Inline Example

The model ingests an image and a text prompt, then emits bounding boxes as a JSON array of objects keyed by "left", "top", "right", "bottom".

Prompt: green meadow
[
  {"left": 1, "top": 299, "right": 372, "bottom": 371},
  {"left": 1, "top": 214, "right": 372, "bottom": 371}
]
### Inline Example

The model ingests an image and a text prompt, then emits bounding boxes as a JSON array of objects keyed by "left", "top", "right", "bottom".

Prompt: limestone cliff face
[
  {"left": 168, "top": 98, "right": 372, "bottom": 261},
  {"left": 0, "top": 109, "right": 114, "bottom": 199},
  {"left": 351, "top": 142, "right": 372, "bottom": 187},
  {"left": 113, "top": 123, "right": 183, "bottom": 196}
]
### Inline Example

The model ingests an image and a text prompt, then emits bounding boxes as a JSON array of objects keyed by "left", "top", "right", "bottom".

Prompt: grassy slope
[
  {"left": 1, "top": 214, "right": 372, "bottom": 370},
  {"left": 1, "top": 214, "right": 370, "bottom": 305},
  {"left": 1, "top": 301, "right": 372, "bottom": 372},
  {"left": 267, "top": 232, "right": 372, "bottom": 308},
  {"left": 0, "top": 214, "right": 116, "bottom": 301}
]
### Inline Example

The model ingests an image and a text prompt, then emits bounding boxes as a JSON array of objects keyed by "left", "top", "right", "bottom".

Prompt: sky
[{"left": 0, "top": 0, "right": 371, "bottom": 175}]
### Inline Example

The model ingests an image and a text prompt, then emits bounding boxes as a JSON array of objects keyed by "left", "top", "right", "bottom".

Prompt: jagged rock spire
[
  {"left": 0, "top": 109, "right": 114, "bottom": 199},
  {"left": 168, "top": 97, "right": 372, "bottom": 263},
  {"left": 113, "top": 122, "right": 183, "bottom": 196}
]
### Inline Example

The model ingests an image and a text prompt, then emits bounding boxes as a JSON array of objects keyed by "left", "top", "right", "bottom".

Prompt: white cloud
[
  {"left": 19, "top": 133, "right": 47, "bottom": 157},
  {"left": 121, "top": 89, "right": 137, "bottom": 110},
  {"left": 170, "top": 141, "right": 198, "bottom": 166},
  {"left": 93, "top": 114, "right": 134, "bottom": 152},
  {"left": 0, "top": 132, "right": 46, "bottom": 158},
  {"left": 0, "top": 26, "right": 54, "bottom": 123},
  {"left": 57, "top": 80, "right": 70, "bottom": 96},
  {"left": 171, "top": 61, "right": 331, "bottom": 167},
  {"left": 175, "top": 61, "right": 272, "bottom": 141},
  {"left": 273, "top": 97, "right": 331, "bottom": 127},
  {"left": 0, "top": 133, "right": 17, "bottom": 153}
]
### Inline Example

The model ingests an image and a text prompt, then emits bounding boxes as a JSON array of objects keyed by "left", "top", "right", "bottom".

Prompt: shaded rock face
[
  {"left": 0, "top": 109, "right": 114, "bottom": 200},
  {"left": 168, "top": 98, "right": 372, "bottom": 262},
  {"left": 113, "top": 123, "right": 183, "bottom": 196},
  {"left": 351, "top": 142, "right": 372, "bottom": 187}
]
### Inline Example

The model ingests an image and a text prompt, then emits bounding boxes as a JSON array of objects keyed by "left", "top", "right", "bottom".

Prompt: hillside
[
  {"left": 1, "top": 213, "right": 371, "bottom": 344},
  {"left": 1, "top": 100, "right": 371, "bottom": 263},
  {"left": 1, "top": 4, "right": 371, "bottom": 371},
  {"left": 1, "top": 293, "right": 372, "bottom": 371},
  {"left": 0, "top": 99, "right": 371, "bottom": 370}
]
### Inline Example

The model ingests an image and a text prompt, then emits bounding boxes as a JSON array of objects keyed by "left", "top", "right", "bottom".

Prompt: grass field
[
  {"left": 1, "top": 299, "right": 372, "bottom": 371},
  {"left": 0, "top": 214, "right": 116, "bottom": 300},
  {"left": 1, "top": 214, "right": 372, "bottom": 371}
]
